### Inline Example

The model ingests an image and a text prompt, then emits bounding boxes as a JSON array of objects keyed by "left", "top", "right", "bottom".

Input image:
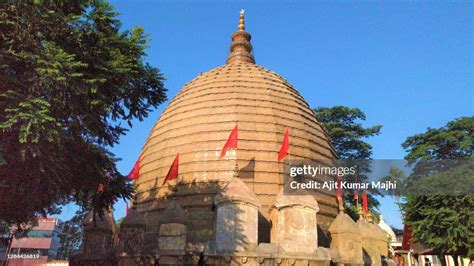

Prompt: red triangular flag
[
  {"left": 128, "top": 158, "right": 140, "bottom": 180},
  {"left": 220, "top": 124, "right": 238, "bottom": 158},
  {"left": 353, "top": 175, "right": 359, "bottom": 200},
  {"left": 278, "top": 128, "right": 290, "bottom": 161},
  {"left": 362, "top": 190, "right": 369, "bottom": 214},
  {"left": 97, "top": 183, "right": 105, "bottom": 192},
  {"left": 163, "top": 153, "right": 179, "bottom": 185},
  {"left": 336, "top": 176, "right": 342, "bottom": 198}
]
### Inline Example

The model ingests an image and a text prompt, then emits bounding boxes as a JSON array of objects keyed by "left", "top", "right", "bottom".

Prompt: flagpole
[{"left": 356, "top": 175, "right": 359, "bottom": 209}]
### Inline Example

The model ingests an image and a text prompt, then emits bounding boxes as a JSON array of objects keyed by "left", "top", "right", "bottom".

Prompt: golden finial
[
  {"left": 227, "top": 10, "right": 255, "bottom": 64},
  {"left": 238, "top": 9, "right": 245, "bottom": 31}
]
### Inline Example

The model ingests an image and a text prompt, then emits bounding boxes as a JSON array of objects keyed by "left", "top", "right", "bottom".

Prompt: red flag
[
  {"left": 353, "top": 175, "right": 359, "bottom": 200},
  {"left": 128, "top": 158, "right": 140, "bottom": 180},
  {"left": 220, "top": 124, "right": 238, "bottom": 158},
  {"left": 278, "top": 128, "right": 290, "bottom": 161},
  {"left": 163, "top": 153, "right": 179, "bottom": 185},
  {"left": 362, "top": 190, "right": 369, "bottom": 214},
  {"left": 97, "top": 183, "right": 105, "bottom": 192},
  {"left": 336, "top": 176, "right": 342, "bottom": 198}
]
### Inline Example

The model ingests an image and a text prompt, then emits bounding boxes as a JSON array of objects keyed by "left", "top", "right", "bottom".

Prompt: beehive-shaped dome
[{"left": 134, "top": 11, "right": 338, "bottom": 249}]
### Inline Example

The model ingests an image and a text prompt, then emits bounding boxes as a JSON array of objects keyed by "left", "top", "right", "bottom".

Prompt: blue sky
[{"left": 57, "top": 1, "right": 473, "bottom": 229}]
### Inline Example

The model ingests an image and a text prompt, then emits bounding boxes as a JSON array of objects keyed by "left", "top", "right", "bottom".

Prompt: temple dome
[
  {"left": 136, "top": 60, "right": 337, "bottom": 214},
  {"left": 133, "top": 11, "right": 339, "bottom": 247},
  {"left": 378, "top": 215, "right": 396, "bottom": 241}
]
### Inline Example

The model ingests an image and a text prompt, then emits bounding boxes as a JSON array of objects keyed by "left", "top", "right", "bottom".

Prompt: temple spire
[
  {"left": 227, "top": 10, "right": 255, "bottom": 64},
  {"left": 238, "top": 9, "right": 245, "bottom": 31}
]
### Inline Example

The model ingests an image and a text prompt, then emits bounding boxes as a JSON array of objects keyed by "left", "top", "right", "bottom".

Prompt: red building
[{"left": 4, "top": 218, "right": 62, "bottom": 266}]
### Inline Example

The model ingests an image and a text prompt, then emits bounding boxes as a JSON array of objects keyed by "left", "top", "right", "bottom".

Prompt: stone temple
[{"left": 72, "top": 11, "right": 390, "bottom": 266}]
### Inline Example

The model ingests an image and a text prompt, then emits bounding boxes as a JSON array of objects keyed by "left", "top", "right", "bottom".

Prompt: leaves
[
  {"left": 402, "top": 117, "right": 474, "bottom": 164},
  {"left": 1, "top": 93, "right": 60, "bottom": 145},
  {"left": 402, "top": 117, "right": 474, "bottom": 257},
  {"left": 314, "top": 106, "right": 382, "bottom": 160},
  {"left": 0, "top": 1, "right": 166, "bottom": 226},
  {"left": 314, "top": 105, "right": 383, "bottom": 220}
]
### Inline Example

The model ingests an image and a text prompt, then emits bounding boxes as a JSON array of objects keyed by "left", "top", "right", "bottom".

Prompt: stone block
[
  {"left": 256, "top": 243, "right": 279, "bottom": 254},
  {"left": 270, "top": 190, "right": 319, "bottom": 254},
  {"left": 159, "top": 223, "right": 186, "bottom": 236},
  {"left": 159, "top": 235, "right": 186, "bottom": 251}
]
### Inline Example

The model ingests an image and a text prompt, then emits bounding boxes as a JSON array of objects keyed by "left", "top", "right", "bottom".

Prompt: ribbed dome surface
[
  {"left": 135, "top": 62, "right": 338, "bottom": 237},
  {"left": 146, "top": 63, "right": 334, "bottom": 167},
  {"left": 137, "top": 62, "right": 337, "bottom": 195}
]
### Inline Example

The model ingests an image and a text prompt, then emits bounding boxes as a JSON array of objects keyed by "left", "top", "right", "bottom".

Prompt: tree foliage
[
  {"left": 56, "top": 210, "right": 86, "bottom": 260},
  {"left": 401, "top": 117, "right": 474, "bottom": 260},
  {"left": 314, "top": 106, "right": 382, "bottom": 220},
  {"left": 0, "top": 1, "right": 166, "bottom": 226},
  {"left": 379, "top": 166, "right": 405, "bottom": 204}
]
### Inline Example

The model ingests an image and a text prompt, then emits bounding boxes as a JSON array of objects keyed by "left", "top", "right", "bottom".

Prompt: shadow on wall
[
  {"left": 363, "top": 248, "right": 373, "bottom": 266},
  {"left": 258, "top": 212, "right": 271, "bottom": 244},
  {"left": 130, "top": 176, "right": 251, "bottom": 263},
  {"left": 318, "top": 225, "right": 331, "bottom": 247},
  {"left": 239, "top": 157, "right": 271, "bottom": 244},
  {"left": 239, "top": 157, "right": 256, "bottom": 180}
]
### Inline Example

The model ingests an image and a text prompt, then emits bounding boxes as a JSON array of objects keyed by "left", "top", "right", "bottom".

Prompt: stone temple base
[
  {"left": 201, "top": 244, "right": 332, "bottom": 266},
  {"left": 72, "top": 183, "right": 389, "bottom": 266},
  {"left": 114, "top": 246, "right": 334, "bottom": 266}
]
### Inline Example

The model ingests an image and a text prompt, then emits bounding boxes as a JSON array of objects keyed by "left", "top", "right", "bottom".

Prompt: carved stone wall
[
  {"left": 328, "top": 212, "right": 363, "bottom": 264},
  {"left": 357, "top": 218, "right": 382, "bottom": 266},
  {"left": 270, "top": 191, "right": 319, "bottom": 254},
  {"left": 371, "top": 223, "right": 389, "bottom": 258},
  {"left": 71, "top": 211, "right": 117, "bottom": 266},
  {"left": 117, "top": 207, "right": 147, "bottom": 266}
]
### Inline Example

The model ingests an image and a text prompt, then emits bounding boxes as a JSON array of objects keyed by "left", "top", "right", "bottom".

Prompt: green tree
[
  {"left": 56, "top": 211, "right": 86, "bottom": 260},
  {"left": 379, "top": 166, "right": 405, "bottom": 204},
  {"left": 314, "top": 106, "right": 382, "bottom": 220},
  {"left": 0, "top": 1, "right": 166, "bottom": 227},
  {"left": 401, "top": 117, "right": 474, "bottom": 265}
]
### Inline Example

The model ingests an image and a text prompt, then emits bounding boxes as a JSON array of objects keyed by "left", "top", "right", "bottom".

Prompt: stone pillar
[
  {"left": 72, "top": 210, "right": 117, "bottom": 265},
  {"left": 118, "top": 206, "right": 146, "bottom": 266},
  {"left": 158, "top": 197, "right": 188, "bottom": 252},
  {"left": 372, "top": 222, "right": 389, "bottom": 258},
  {"left": 270, "top": 190, "right": 319, "bottom": 254},
  {"left": 214, "top": 177, "right": 260, "bottom": 253},
  {"left": 357, "top": 217, "right": 381, "bottom": 266},
  {"left": 329, "top": 211, "right": 363, "bottom": 264}
]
